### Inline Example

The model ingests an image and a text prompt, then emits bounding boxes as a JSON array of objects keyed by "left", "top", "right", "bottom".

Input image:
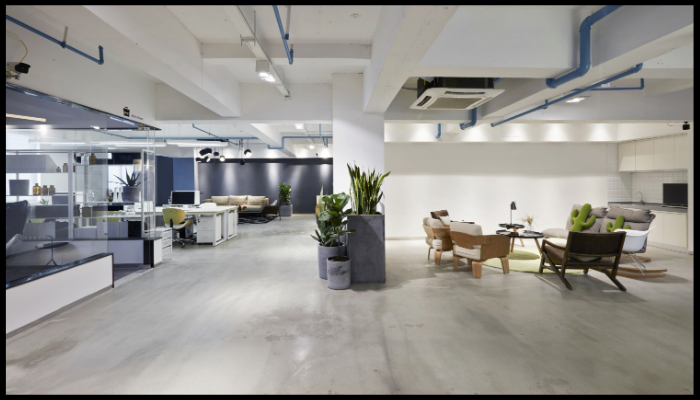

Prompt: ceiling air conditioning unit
[{"left": 410, "top": 78, "right": 504, "bottom": 110}]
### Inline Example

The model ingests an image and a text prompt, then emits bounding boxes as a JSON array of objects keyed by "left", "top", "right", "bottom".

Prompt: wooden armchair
[
  {"left": 539, "top": 231, "right": 627, "bottom": 291},
  {"left": 450, "top": 222, "right": 510, "bottom": 278},
  {"left": 423, "top": 217, "right": 453, "bottom": 265},
  {"left": 430, "top": 210, "right": 451, "bottom": 228}
]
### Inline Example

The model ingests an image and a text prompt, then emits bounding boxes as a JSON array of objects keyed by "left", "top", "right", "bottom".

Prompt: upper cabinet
[
  {"left": 618, "top": 142, "right": 636, "bottom": 171},
  {"left": 618, "top": 134, "right": 688, "bottom": 172}
]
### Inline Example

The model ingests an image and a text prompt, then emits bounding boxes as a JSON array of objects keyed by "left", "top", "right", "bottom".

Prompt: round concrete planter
[
  {"left": 327, "top": 257, "right": 351, "bottom": 290},
  {"left": 318, "top": 244, "right": 346, "bottom": 280},
  {"left": 122, "top": 186, "right": 141, "bottom": 203},
  {"left": 280, "top": 204, "right": 293, "bottom": 217}
]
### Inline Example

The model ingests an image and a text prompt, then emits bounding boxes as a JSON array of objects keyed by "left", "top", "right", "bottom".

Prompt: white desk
[{"left": 156, "top": 206, "right": 238, "bottom": 246}]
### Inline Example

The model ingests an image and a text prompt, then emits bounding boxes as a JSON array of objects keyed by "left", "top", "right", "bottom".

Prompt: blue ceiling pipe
[
  {"left": 545, "top": 6, "right": 622, "bottom": 89},
  {"left": 272, "top": 6, "right": 294, "bottom": 65},
  {"left": 492, "top": 63, "right": 643, "bottom": 127},
  {"left": 460, "top": 108, "right": 478, "bottom": 130},
  {"left": 436, "top": 123, "right": 442, "bottom": 138},
  {"left": 590, "top": 78, "right": 644, "bottom": 91},
  {"left": 6, "top": 15, "right": 104, "bottom": 65}
]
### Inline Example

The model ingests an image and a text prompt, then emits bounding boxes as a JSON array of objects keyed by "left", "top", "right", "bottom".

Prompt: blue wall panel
[
  {"left": 155, "top": 156, "right": 173, "bottom": 206},
  {"left": 173, "top": 158, "right": 195, "bottom": 191}
]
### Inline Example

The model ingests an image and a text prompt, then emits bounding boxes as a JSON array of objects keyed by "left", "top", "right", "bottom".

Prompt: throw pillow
[
  {"left": 229, "top": 195, "right": 248, "bottom": 205},
  {"left": 212, "top": 196, "right": 229, "bottom": 206},
  {"left": 606, "top": 215, "right": 631, "bottom": 232},
  {"left": 570, "top": 203, "right": 596, "bottom": 232},
  {"left": 247, "top": 196, "right": 265, "bottom": 206},
  {"left": 271, "top": 199, "right": 278, "bottom": 206},
  {"left": 439, "top": 215, "right": 451, "bottom": 225}
]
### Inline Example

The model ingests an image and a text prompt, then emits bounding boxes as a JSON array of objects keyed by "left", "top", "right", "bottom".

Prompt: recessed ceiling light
[
  {"left": 309, "top": 144, "right": 315, "bottom": 149},
  {"left": 6, "top": 113, "right": 46, "bottom": 122},
  {"left": 565, "top": 97, "right": 586, "bottom": 103},
  {"left": 295, "top": 123, "right": 304, "bottom": 130}
]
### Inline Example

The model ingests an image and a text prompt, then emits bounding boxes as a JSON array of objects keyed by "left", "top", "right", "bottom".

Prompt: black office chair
[{"left": 6, "top": 200, "right": 29, "bottom": 244}]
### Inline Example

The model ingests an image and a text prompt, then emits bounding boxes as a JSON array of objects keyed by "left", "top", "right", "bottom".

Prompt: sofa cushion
[
  {"left": 565, "top": 204, "right": 605, "bottom": 233},
  {"left": 247, "top": 196, "right": 266, "bottom": 206},
  {"left": 212, "top": 196, "right": 229, "bottom": 206},
  {"left": 605, "top": 205, "right": 655, "bottom": 223},
  {"left": 244, "top": 205, "right": 263, "bottom": 212},
  {"left": 438, "top": 215, "right": 451, "bottom": 226},
  {"left": 454, "top": 245, "right": 480, "bottom": 259},
  {"left": 430, "top": 210, "right": 449, "bottom": 219},
  {"left": 542, "top": 228, "right": 569, "bottom": 239},
  {"left": 450, "top": 222, "right": 482, "bottom": 236},
  {"left": 426, "top": 237, "right": 443, "bottom": 250},
  {"left": 427, "top": 218, "right": 443, "bottom": 229},
  {"left": 229, "top": 195, "right": 248, "bottom": 205}
]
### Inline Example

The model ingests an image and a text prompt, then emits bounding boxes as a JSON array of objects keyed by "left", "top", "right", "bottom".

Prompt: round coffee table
[{"left": 496, "top": 229, "right": 545, "bottom": 254}]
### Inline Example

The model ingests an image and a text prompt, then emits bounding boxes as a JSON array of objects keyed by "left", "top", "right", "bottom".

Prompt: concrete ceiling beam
[
  {"left": 363, "top": 6, "right": 459, "bottom": 114},
  {"left": 202, "top": 43, "right": 371, "bottom": 60}
]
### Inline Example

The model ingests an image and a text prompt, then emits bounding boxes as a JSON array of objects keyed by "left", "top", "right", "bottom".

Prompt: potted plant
[
  {"left": 346, "top": 164, "right": 391, "bottom": 284},
  {"left": 278, "top": 182, "right": 293, "bottom": 217},
  {"left": 319, "top": 192, "right": 355, "bottom": 290},
  {"left": 113, "top": 167, "right": 141, "bottom": 203},
  {"left": 311, "top": 187, "right": 347, "bottom": 279}
]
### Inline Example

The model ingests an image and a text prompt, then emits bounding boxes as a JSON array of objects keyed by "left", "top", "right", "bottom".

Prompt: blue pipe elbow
[
  {"left": 436, "top": 123, "right": 442, "bottom": 139},
  {"left": 460, "top": 108, "right": 478, "bottom": 130}
]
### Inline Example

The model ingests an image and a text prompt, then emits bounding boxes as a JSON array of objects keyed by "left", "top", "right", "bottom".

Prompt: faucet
[{"left": 635, "top": 191, "right": 644, "bottom": 205}]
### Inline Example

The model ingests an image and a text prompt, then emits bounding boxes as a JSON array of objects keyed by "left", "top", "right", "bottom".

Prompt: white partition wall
[
  {"left": 332, "top": 74, "right": 385, "bottom": 196},
  {"left": 384, "top": 143, "right": 608, "bottom": 239}
]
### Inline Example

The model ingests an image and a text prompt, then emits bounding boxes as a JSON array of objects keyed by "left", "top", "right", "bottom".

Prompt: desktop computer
[{"left": 170, "top": 190, "right": 200, "bottom": 208}]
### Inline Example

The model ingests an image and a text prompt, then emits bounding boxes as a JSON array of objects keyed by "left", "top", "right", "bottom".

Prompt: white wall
[
  {"left": 385, "top": 143, "right": 608, "bottom": 238},
  {"left": 332, "top": 74, "right": 385, "bottom": 195}
]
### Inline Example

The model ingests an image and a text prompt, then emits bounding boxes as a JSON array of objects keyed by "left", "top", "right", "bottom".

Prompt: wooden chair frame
[
  {"left": 450, "top": 231, "right": 510, "bottom": 278},
  {"left": 423, "top": 225, "right": 452, "bottom": 265},
  {"left": 539, "top": 231, "right": 627, "bottom": 291}
]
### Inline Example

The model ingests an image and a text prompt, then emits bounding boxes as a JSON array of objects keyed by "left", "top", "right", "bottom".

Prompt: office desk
[{"left": 120, "top": 206, "right": 238, "bottom": 247}]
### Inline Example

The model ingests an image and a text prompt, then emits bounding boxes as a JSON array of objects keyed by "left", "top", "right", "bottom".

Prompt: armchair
[
  {"left": 261, "top": 200, "right": 282, "bottom": 220},
  {"left": 430, "top": 210, "right": 451, "bottom": 228},
  {"left": 450, "top": 222, "right": 510, "bottom": 278},
  {"left": 539, "top": 231, "right": 627, "bottom": 291},
  {"left": 423, "top": 217, "right": 452, "bottom": 265}
]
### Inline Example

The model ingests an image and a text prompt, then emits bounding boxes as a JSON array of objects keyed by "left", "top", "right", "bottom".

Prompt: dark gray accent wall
[
  {"left": 197, "top": 158, "right": 333, "bottom": 214},
  {"left": 173, "top": 158, "right": 195, "bottom": 190},
  {"left": 155, "top": 156, "right": 173, "bottom": 206}
]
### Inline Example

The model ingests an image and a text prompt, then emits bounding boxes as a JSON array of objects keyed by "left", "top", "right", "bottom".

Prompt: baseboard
[
  {"left": 6, "top": 285, "right": 112, "bottom": 340},
  {"left": 386, "top": 237, "right": 423, "bottom": 240}
]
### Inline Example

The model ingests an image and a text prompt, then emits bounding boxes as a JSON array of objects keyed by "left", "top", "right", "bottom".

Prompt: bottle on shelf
[
  {"left": 33, "top": 183, "right": 41, "bottom": 195},
  {"left": 62, "top": 163, "right": 68, "bottom": 172},
  {"left": 81, "top": 153, "right": 88, "bottom": 165},
  {"left": 56, "top": 166, "right": 62, "bottom": 172},
  {"left": 41, "top": 185, "right": 48, "bottom": 195},
  {"left": 89, "top": 153, "right": 97, "bottom": 165},
  {"left": 73, "top": 163, "right": 76, "bottom": 172},
  {"left": 49, "top": 185, "right": 56, "bottom": 195}
]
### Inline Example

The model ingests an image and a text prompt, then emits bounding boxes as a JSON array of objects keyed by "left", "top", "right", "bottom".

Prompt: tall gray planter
[
  {"left": 122, "top": 186, "right": 140, "bottom": 203},
  {"left": 280, "top": 204, "right": 293, "bottom": 217},
  {"left": 347, "top": 214, "right": 385, "bottom": 283},
  {"left": 327, "top": 257, "right": 351, "bottom": 290},
  {"left": 318, "top": 244, "right": 347, "bottom": 280}
]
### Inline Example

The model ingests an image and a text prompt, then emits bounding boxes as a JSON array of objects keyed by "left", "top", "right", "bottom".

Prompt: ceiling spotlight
[
  {"left": 565, "top": 97, "right": 587, "bottom": 103},
  {"left": 219, "top": 154, "right": 226, "bottom": 162},
  {"left": 239, "top": 159, "right": 245, "bottom": 166},
  {"left": 309, "top": 144, "right": 315, "bottom": 149},
  {"left": 243, "top": 149, "right": 252, "bottom": 157},
  {"left": 295, "top": 123, "right": 304, "bottom": 130},
  {"left": 213, "top": 152, "right": 219, "bottom": 157},
  {"left": 195, "top": 157, "right": 202, "bottom": 162},
  {"left": 199, "top": 148, "right": 213, "bottom": 156}
]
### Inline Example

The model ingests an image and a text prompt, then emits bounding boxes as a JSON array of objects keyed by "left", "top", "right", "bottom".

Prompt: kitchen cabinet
[
  {"left": 648, "top": 211, "right": 687, "bottom": 250},
  {"left": 618, "top": 142, "right": 635, "bottom": 172},
  {"left": 648, "top": 212, "right": 664, "bottom": 243},
  {"left": 674, "top": 135, "right": 688, "bottom": 169},
  {"left": 634, "top": 140, "right": 654, "bottom": 171},
  {"left": 653, "top": 137, "right": 674, "bottom": 170}
]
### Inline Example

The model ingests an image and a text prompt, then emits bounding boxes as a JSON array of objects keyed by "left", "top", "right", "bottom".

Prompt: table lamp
[{"left": 510, "top": 201, "right": 517, "bottom": 225}]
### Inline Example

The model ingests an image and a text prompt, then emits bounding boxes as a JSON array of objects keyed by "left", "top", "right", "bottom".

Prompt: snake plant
[
  {"left": 113, "top": 168, "right": 141, "bottom": 187},
  {"left": 347, "top": 163, "right": 391, "bottom": 215}
]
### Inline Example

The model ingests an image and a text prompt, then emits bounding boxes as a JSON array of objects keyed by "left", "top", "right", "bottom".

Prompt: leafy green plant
[
  {"left": 39, "top": 198, "right": 49, "bottom": 205},
  {"left": 278, "top": 182, "right": 292, "bottom": 205},
  {"left": 319, "top": 192, "right": 355, "bottom": 257},
  {"left": 311, "top": 187, "right": 334, "bottom": 247},
  {"left": 347, "top": 164, "right": 391, "bottom": 215},
  {"left": 113, "top": 168, "right": 141, "bottom": 187}
]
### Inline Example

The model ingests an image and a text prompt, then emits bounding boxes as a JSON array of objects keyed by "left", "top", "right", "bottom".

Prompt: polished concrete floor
[{"left": 6, "top": 215, "right": 694, "bottom": 394}]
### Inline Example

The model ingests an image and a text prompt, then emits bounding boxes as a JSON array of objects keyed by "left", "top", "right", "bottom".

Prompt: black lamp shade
[
  {"left": 195, "top": 157, "right": 202, "bottom": 162},
  {"left": 510, "top": 201, "right": 517, "bottom": 210},
  {"left": 239, "top": 159, "right": 245, "bottom": 165},
  {"left": 243, "top": 149, "right": 251, "bottom": 156},
  {"left": 199, "top": 148, "right": 212, "bottom": 156}
]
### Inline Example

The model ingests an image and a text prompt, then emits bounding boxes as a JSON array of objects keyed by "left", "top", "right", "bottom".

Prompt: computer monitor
[
  {"left": 171, "top": 190, "right": 200, "bottom": 205},
  {"left": 662, "top": 183, "right": 687, "bottom": 207}
]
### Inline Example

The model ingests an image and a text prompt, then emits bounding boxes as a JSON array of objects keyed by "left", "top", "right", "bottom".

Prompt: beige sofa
[{"left": 204, "top": 195, "right": 269, "bottom": 212}]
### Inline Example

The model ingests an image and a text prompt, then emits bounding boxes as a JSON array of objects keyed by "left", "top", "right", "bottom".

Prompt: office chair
[
  {"left": 6, "top": 200, "right": 29, "bottom": 245},
  {"left": 162, "top": 208, "right": 195, "bottom": 248}
]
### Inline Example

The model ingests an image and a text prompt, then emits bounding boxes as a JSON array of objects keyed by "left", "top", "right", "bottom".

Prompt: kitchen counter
[{"left": 608, "top": 202, "right": 687, "bottom": 214}]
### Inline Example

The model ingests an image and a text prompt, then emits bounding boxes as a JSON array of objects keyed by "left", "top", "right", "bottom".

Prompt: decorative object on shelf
[
  {"left": 113, "top": 167, "right": 141, "bottom": 203},
  {"left": 570, "top": 203, "right": 596, "bottom": 232},
  {"left": 311, "top": 187, "right": 346, "bottom": 279},
  {"left": 56, "top": 166, "right": 61, "bottom": 172},
  {"left": 278, "top": 182, "right": 292, "bottom": 217},
  {"left": 32, "top": 183, "right": 40, "bottom": 195},
  {"left": 89, "top": 153, "right": 97, "bottom": 165},
  {"left": 72, "top": 163, "right": 76, "bottom": 172},
  {"left": 62, "top": 163, "right": 68, "bottom": 173},
  {"left": 606, "top": 215, "right": 631, "bottom": 232},
  {"left": 346, "top": 164, "right": 391, "bottom": 284},
  {"left": 9, "top": 179, "right": 30, "bottom": 196},
  {"left": 48, "top": 185, "right": 55, "bottom": 195},
  {"left": 519, "top": 213, "right": 536, "bottom": 232},
  {"left": 510, "top": 201, "right": 517, "bottom": 227},
  {"left": 347, "top": 163, "right": 391, "bottom": 215},
  {"left": 319, "top": 192, "right": 355, "bottom": 290},
  {"left": 81, "top": 153, "right": 89, "bottom": 165},
  {"left": 41, "top": 185, "right": 48, "bottom": 195},
  {"left": 39, "top": 198, "right": 49, "bottom": 205}
]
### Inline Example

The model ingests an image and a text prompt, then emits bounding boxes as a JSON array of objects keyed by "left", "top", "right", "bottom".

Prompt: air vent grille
[
  {"left": 427, "top": 97, "right": 482, "bottom": 109},
  {"left": 416, "top": 95, "right": 432, "bottom": 107}
]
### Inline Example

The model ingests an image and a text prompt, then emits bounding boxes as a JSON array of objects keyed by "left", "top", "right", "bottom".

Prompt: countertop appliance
[{"left": 662, "top": 183, "right": 688, "bottom": 207}]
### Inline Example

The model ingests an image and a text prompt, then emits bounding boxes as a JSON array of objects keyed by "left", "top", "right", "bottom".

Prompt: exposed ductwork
[{"left": 460, "top": 108, "right": 478, "bottom": 130}]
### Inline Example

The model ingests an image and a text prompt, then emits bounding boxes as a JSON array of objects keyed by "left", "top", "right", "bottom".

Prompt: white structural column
[
  {"left": 332, "top": 74, "right": 385, "bottom": 197},
  {"left": 688, "top": 127, "right": 694, "bottom": 254}
]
